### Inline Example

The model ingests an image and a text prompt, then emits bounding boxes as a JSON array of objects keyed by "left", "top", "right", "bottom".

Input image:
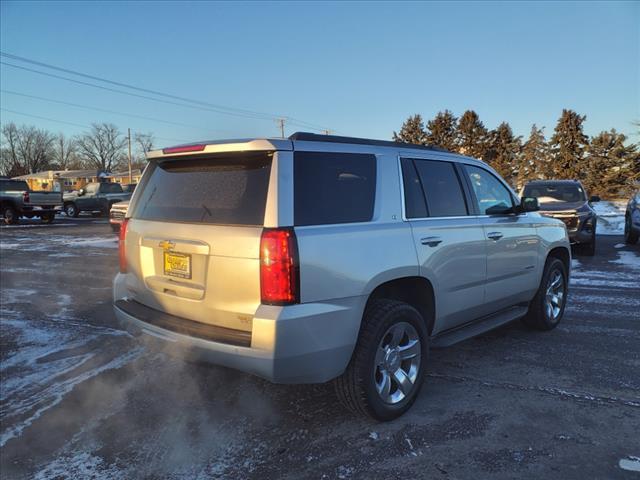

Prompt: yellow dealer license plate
[{"left": 163, "top": 252, "right": 191, "bottom": 279}]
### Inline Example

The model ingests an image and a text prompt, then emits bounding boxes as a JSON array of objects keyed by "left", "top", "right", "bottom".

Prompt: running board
[{"left": 431, "top": 306, "right": 528, "bottom": 348}]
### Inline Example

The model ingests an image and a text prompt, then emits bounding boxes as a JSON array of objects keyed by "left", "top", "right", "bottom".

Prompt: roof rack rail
[{"left": 288, "top": 132, "right": 449, "bottom": 153}]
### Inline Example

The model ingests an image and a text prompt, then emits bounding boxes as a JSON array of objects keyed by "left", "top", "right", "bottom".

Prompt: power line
[
  {"left": 0, "top": 61, "right": 277, "bottom": 122},
  {"left": 0, "top": 89, "right": 231, "bottom": 134},
  {"left": 0, "top": 51, "right": 335, "bottom": 132},
  {"left": 0, "top": 108, "right": 188, "bottom": 144}
]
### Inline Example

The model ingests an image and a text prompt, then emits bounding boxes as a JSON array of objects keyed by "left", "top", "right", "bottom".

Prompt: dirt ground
[{"left": 1, "top": 217, "right": 639, "bottom": 479}]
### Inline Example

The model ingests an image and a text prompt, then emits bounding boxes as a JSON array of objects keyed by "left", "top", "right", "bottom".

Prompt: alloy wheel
[
  {"left": 374, "top": 322, "right": 421, "bottom": 404},
  {"left": 545, "top": 270, "right": 565, "bottom": 321}
]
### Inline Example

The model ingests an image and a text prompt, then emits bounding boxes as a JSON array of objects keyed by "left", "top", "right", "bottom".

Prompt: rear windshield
[
  {"left": 131, "top": 152, "right": 272, "bottom": 225},
  {"left": 294, "top": 151, "right": 376, "bottom": 226},
  {"left": 1, "top": 180, "right": 29, "bottom": 191},
  {"left": 523, "top": 183, "right": 585, "bottom": 203}
]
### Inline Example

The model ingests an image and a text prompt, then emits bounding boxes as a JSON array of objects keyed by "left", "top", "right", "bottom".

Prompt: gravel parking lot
[{"left": 1, "top": 218, "right": 639, "bottom": 479}]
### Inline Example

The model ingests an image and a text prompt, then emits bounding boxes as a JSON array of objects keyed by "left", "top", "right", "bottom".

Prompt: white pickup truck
[{"left": 0, "top": 178, "right": 63, "bottom": 224}]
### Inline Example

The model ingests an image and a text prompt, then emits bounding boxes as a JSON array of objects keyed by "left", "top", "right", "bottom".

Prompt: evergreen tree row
[{"left": 393, "top": 109, "right": 639, "bottom": 198}]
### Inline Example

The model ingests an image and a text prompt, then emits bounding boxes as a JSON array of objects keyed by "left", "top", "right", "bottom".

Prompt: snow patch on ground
[
  {"left": 611, "top": 250, "right": 640, "bottom": 271},
  {"left": 593, "top": 201, "right": 626, "bottom": 235},
  {"left": 1, "top": 235, "right": 117, "bottom": 252}
]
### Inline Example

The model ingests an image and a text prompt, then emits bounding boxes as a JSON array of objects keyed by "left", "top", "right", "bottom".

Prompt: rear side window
[
  {"left": 1, "top": 180, "right": 29, "bottom": 191},
  {"left": 132, "top": 152, "right": 272, "bottom": 225},
  {"left": 413, "top": 160, "right": 468, "bottom": 217},
  {"left": 294, "top": 152, "right": 376, "bottom": 226}
]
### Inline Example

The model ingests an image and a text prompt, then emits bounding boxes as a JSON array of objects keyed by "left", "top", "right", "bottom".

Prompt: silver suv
[{"left": 113, "top": 133, "right": 571, "bottom": 420}]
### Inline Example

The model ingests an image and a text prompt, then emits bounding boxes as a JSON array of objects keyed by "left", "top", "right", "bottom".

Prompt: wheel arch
[
  {"left": 547, "top": 246, "right": 571, "bottom": 276},
  {"left": 365, "top": 276, "right": 436, "bottom": 335}
]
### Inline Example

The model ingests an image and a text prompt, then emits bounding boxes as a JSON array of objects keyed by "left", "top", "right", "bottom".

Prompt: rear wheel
[
  {"left": 64, "top": 202, "right": 79, "bottom": 218},
  {"left": 625, "top": 215, "right": 639, "bottom": 244},
  {"left": 41, "top": 212, "right": 55, "bottom": 224},
  {"left": 522, "top": 257, "right": 568, "bottom": 331},
  {"left": 3, "top": 205, "right": 18, "bottom": 225},
  {"left": 334, "top": 299, "right": 429, "bottom": 421}
]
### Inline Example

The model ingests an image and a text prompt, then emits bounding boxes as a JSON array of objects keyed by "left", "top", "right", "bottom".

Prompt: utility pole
[
  {"left": 127, "top": 128, "right": 132, "bottom": 184},
  {"left": 277, "top": 118, "right": 285, "bottom": 139}
]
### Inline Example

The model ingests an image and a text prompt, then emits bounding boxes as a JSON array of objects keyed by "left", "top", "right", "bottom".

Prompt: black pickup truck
[
  {"left": 1, "top": 179, "right": 63, "bottom": 225},
  {"left": 63, "top": 182, "right": 132, "bottom": 217}
]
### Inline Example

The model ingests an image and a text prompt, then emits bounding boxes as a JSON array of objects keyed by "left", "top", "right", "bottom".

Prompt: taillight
[
  {"left": 260, "top": 228, "right": 299, "bottom": 305},
  {"left": 119, "top": 218, "right": 130, "bottom": 273},
  {"left": 22, "top": 191, "right": 29, "bottom": 203}
]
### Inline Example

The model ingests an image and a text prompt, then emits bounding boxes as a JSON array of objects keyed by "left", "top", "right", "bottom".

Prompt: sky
[{"left": 0, "top": 1, "right": 638, "bottom": 148}]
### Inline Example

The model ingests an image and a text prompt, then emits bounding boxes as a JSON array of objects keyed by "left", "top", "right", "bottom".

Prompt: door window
[
  {"left": 465, "top": 165, "right": 514, "bottom": 215},
  {"left": 413, "top": 160, "right": 468, "bottom": 217}
]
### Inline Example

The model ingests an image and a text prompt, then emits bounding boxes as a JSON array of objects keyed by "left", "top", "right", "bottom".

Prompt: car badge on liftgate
[{"left": 158, "top": 240, "right": 176, "bottom": 251}]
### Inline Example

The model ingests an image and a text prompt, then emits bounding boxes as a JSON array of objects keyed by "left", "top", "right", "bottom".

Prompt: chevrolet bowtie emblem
[{"left": 159, "top": 240, "right": 176, "bottom": 250}]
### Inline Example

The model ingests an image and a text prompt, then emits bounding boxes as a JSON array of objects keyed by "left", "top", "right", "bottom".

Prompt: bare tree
[
  {"left": 0, "top": 123, "right": 22, "bottom": 176},
  {"left": 0, "top": 123, "right": 54, "bottom": 175},
  {"left": 75, "top": 123, "right": 127, "bottom": 172},
  {"left": 133, "top": 132, "right": 155, "bottom": 165},
  {"left": 51, "top": 133, "right": 79, "bottom": 170}
]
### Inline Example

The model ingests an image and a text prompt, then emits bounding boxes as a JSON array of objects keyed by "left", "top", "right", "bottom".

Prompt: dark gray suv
[{"left": 522, "top": 180, "right": 599, "bottom": 256}]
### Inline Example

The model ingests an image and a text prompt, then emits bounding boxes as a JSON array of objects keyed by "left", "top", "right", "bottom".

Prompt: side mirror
[
  {"left": 520, "top": 197, "right": 540, "bottom": 212},
  {"left": 589, "top": 195, "right": 601, "bottom": 203}
]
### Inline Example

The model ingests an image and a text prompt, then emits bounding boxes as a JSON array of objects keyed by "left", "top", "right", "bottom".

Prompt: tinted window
[
  {"left": 104, "top": 183, "right": 123, "bottom": 193},
  {"left": 294, "top": 152, "right": 376, "bottom": 226},
  {"left": 522, "top": 183, "right": 586, "bottom": 203},
  {"left": 0, "top": 180, "right": 29, "bottom": 191},
  {"left": 465, "top": 165, "right": 514, "bottom": 215},
  {"left": 401, "top": 158, "right": 428, "bottom": 218},
  {"left": 132, "top": 152, "right": 272, "bottom": 225},
  {"left": 413, "top": 160, "right": 468, "bottom": 217}
]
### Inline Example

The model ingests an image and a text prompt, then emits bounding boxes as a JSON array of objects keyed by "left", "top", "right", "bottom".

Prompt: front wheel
[
  {"left": 625, "top": 215, "right": 639, "bottom": 244},
  {"left": 522, "top": 257, "right": 568, "bottom": 331},
  {"left": 64, "top": 203, "right": 79, "bottom": 218},
  {"left": 334, "top": 299, "right": 429, "bottom": 421}
]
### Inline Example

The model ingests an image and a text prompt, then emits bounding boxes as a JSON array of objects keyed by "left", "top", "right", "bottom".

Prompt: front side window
[
  {"left": 294, "top": 151, "right": 376, "bottom": 226},
  {"left": 413, "top": 160, "right": 468, "bottom": 217},
  {"left": 465, "top": 165, "right": 514, "bottom": 215},
  {"left": 84, "top": 184, "right": 98, "bottom": 194}
]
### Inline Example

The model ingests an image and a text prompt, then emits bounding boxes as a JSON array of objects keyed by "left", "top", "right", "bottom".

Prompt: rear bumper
[{"left": 113, "top": 276, "right": 363, "bottom": 384}]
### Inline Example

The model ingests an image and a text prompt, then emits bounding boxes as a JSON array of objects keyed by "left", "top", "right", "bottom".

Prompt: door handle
[
  {"left": 487, "top": 231, "right": 503, "bottom": 241},
  {"left": 421, "top": 236, "right": 443, "bottom": 247}
]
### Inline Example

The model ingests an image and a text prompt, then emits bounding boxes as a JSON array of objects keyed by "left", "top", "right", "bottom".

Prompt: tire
[
  {"left": 334, "top": 299, "right": 429, "bottom": 421},
  {"left": 3, "top": 205, "right": 18, "bottom": 225},
  {"left": 64, "top": 202, "right": 79, "bottom": 218},
  {"left": 522, "top": 257, "right": 568, "bottom": 331},
  {"left": 110, "top": 223, "right": 120, "bottom": 232},
  {"left": 625, "top": 215, "right": 639, "bottom": 245},
  {"left": 41, "top": 212, "right": 55, "bottom": 224},
  {"left": 579, "top": 229, "right": 596, "bottom": 256}
]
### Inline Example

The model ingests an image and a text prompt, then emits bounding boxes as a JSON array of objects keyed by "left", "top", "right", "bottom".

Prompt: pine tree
[
  {"left": 585, "top": 130, "right": 639, "bottom": 198},
  {"left": 518, "top": 124, "right": 549, "bottom": 186},
  {"left": 425, "top": 110, "right": 458, "bottom": 151},
  {"left": 484, "top": 122, "right": 522, "bottom": 186},
  {"left": 549, "top": 109, "right": 589, "bottom": 181},
  {"left": 393, "top": 114, "right": 428, "bottom": 145},
  {"left": 457, "top": 110, "right": 489, "bottom": 159}
]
